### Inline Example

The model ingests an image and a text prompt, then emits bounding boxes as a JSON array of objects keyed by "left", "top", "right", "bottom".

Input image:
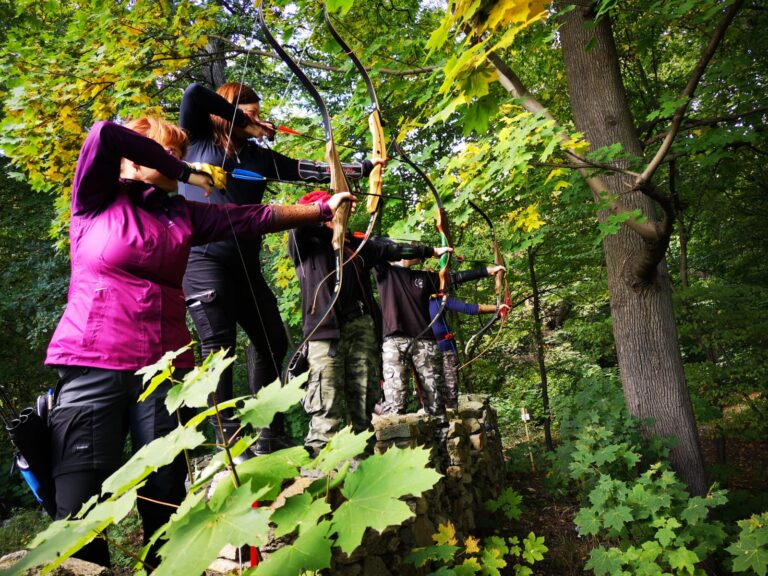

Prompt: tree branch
[
  {"left": 212, "top": 36, "right": 438, "bottom": 77},
  {"left": 487, "top": 51, "right": 660, "bottom": 243},
  {"left": 637, "top": 0, "right": 745, "bottom": 186},
  {"left": 644, "top": 105, "right": 768, "bottom": 146}
]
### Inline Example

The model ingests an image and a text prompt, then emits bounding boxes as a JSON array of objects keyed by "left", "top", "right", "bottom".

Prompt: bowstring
[
  {"left": 214, "top": 45, "right": 282, "bottom": 382},
  {"left": 257, "top": 12, "right": 333, "bottom": 365}
]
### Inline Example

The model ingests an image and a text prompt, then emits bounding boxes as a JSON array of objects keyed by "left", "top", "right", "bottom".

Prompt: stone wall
[{"left": 329, "top": 393, "right": 506, "bottom": 576}]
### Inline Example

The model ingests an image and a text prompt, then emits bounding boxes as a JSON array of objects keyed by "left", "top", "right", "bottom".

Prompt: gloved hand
[{"left": 188, "top": 162, "right": 228, "bottom": 189}]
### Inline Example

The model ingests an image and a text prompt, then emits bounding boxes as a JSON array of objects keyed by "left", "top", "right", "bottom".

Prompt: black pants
[
  {"left": 50, "top": 367, "right": 190, "bottom": 568},
  {"left": 183, "top": 253, "right": 288, "bottom": 417}
]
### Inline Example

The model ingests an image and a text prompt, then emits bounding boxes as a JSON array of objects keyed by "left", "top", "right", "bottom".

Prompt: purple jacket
[{"left": 46, "top": 121, "right": 279, "bottom": 370}]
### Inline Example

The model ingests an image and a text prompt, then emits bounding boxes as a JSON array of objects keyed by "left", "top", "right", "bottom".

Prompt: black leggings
[
  {"left": 51, "top": 368, "right": 190, "bottom": 568},
  {"left": 183, "top": 254, "right": 288, "bottom": 408}
]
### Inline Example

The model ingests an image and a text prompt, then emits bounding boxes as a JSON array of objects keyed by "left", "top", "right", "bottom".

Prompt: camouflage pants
[
  {"left": 303, "top": 315, "right": 380, "bottom": 452},
  {"left": 380, "top": 336, "right": 445, "bottom": 416},
  {"left": 442, "top": 350, "right": 460, "bottom": 409}
]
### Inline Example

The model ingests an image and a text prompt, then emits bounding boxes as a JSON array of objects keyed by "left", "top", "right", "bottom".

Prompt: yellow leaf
[
  {"left": 544, "top": 168, "right": 564, "bottom": 184},
  {"left": 433, "top": 522, "right": 457, "bottom": 546},
  {"left": 464, "top": 535, "right": 481, "bottom": 554}
]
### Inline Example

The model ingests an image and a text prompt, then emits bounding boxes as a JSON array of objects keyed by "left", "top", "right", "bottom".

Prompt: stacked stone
[
  {"left": 203, "top": 394, "right": 506, "bottom": 575},
  {"left": 328, "top": 394, "right": 506, "bottom": 576}
]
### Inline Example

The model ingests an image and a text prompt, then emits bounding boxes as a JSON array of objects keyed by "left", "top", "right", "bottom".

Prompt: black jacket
[
  {"left": 177, "top": 83, "right": 373, "bottom": 264},
  {"left": 374, "top": 264, "right": 489, "bottom": 339},
  {"left": 287, "top": 229, "right": 433, "bottom": 341}
]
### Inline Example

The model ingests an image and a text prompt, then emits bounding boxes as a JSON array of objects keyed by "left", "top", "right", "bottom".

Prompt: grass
[{"left": 0, "top": 509, "right": 50, "bottom": 557}]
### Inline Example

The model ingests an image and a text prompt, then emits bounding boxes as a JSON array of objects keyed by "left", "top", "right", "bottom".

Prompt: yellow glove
[{"left": 189, "top": 162, "right": 228, "bottom": 189}]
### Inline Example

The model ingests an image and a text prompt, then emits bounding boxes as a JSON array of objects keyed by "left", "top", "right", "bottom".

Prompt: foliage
[
  {"left": 675, "top": 282, "right": 768, "bottom": 440},
  {"left": 576, "top": 466, "right": 728, "bottom": 575},
  {"left": 0, "top": 510, "right": 49, "bottom": 557},
  {"left": 0, "top": 0, "right": 220, "bottom": 242},
  {"left": 405, "top": 520, "right": 547, "bottom": 576},
  {"left": 0, "top": 348, "right": 441, "bottom": 575},
  {"left": 546, "top": 373, "right": 669, "bottom": 494},
  {"left": 484, "top": 487, "right": 523, "bottom": 521},
  {"left": 726, "top": 512, "right": 768, "bottom": 576}
]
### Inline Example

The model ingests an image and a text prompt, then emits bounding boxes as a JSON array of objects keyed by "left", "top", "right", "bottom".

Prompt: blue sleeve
[{"left": 444, "top": 296, "right": 480, "bottom": 316}]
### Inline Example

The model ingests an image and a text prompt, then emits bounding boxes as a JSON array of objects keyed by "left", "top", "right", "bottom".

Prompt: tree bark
[
  {"left": 202, "top": 37, "right": 227, "bottom": 88},
  {"left": 558, "top": 4, "right": 708, "bottom": 494}
]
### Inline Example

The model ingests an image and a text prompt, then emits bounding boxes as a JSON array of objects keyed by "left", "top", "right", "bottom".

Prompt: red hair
[
  {"left": 124, "top": 117, "right": 188, "bottom": 157},
  {"left": 211, "top": 82, "right": 261, "bottom": 157}
]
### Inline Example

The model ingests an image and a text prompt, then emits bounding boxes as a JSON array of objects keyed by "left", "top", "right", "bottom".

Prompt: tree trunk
[
  {"left": 202, "top": 37, "right": 227, "bottom": 88},
  {"left": 528, "top": 248, "right": 554, "bottom": 451},
  {"left": 558, "top": 4, "right": 708, "bottom": 495}
]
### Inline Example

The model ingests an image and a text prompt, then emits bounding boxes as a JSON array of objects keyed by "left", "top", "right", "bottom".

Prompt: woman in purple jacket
[{"left": 45, "top": 118, "right": 352, "bottom": 568}]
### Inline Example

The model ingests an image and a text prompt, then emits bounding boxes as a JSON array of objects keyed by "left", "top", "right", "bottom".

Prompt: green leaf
[
  {"left": 479, "top": 545, "right": 507, "bottom": 576},
  {"left": 155, "top": 482, "right": 272, "bottom": 576},
  {"left": 456, "top": 557, "right": 482, "bottom": 575},
  {"left": 484, "top": 488, "right": 523, "bottom": 520},
  {"left": 331, "top": 447, "right": 441, "bottom": 554},
  {"left": 667, "top": 546, "right": 699, "bottom": 575},
  {"left": 136, "top": 343, "right": 192, "bottom": 401},
  {"left": 585, "top": 547, "right": 625, "bottom": 576},
  {"left": 313, "top": 426, "right": 373, "bottom": 475},
  {"left": 165, "top": 349, "right": 235, "bottom": 412},
  {"left": 102, "top": 427, "right": 205, "bottom": 497},
  {"left": 405, "top": 544, "right": 461, "bottom": 567},
  {"left": 521, "top": 532, "right": 548, "bottom": 563},
  {"left": 213, "top": 446, "right": 310, "bottom": 504},
  {"left": 237, "top": 373, "right": 308, "bottom": 430},
  {"left": 10, "top": 490, "right": 137, "bottom": 575},
  {"left": 726, "top": 512, "right": 768, "bottom": 576},
  {"left": 271, "top": 491, "right": 332, "bottom": 538},
  {"left": 574, "top": 507, "right": 601, "bottom": 536},
  {"left": 603, "top": 505, "right": 634, "bottom": 533},
  {"left": 248, "top": 520, "right": 334, "bottom": 576},
  {"left": 326, "top": 0, "right": 355, "bottom": 16}
]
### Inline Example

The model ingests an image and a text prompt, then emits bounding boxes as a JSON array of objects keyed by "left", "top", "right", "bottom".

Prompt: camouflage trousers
[
  {"left": 441, "top": 350, "right": 460, "bottom": 410},
  {"left": 380, "top": 336, "right": 445, "bottom": 417},
  {"left": 303, "top": 315, "right": 380, "bottom": 452}
]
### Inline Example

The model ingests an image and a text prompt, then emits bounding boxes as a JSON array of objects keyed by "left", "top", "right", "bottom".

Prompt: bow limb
[
  {"left": 394, "top": 137, "right": 453, "bottom": 357},
  {"left": 256, "top": 0, "right": 351, "bottom": 380},
  {"left": 301, "top": 5, "right": 387, "bottom": 315},
  {"left": 324, "top": 4, "right": 387, "bottom": 252},
  {"left": 462, "top": 200, "right": 511, "bottom": 365}
]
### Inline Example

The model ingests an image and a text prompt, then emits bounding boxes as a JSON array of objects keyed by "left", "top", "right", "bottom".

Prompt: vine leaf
[
  {"left": 331, "top": 446, "right": 441, "bottom": 554},
  {"left": 102, "top": 426, "right": 205, "bottom": 498},
  {"left": 155, "top": 482, "right": 272, "bottom": 576},
  {"left": 248, "top": 520, "right": 334, "bottom": 576},
  {"left": 165, "top": 349, "right": 235, "bottom": 412},
  {"left": 271, "top": 491, "right": 332, "bottom": 538},
  {"left": 2, "top": 490, "right": 137, "bottom": 575},
  {"left": 237, "top": 373, "right": 308, "bottom": 430}
]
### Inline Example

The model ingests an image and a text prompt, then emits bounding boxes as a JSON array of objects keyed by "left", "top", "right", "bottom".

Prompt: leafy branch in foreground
[{"left": 1, "top": 346, "right": 441, "bottom": 576}]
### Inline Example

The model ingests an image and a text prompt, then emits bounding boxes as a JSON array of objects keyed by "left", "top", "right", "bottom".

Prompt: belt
[{"left": 339, "top": 301, "right": 368, "bottom": 323}]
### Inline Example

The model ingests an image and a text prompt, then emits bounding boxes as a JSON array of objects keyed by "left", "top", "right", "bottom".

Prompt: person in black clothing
[
  {"left": 374, "top": 257, "right": 505, "bottom": 414},
  {"left": 287, "top": 191, "right": 452, "bottom": 454},
  {"left": 178, "top": 82, "right": 381, "bottom": 454}
]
